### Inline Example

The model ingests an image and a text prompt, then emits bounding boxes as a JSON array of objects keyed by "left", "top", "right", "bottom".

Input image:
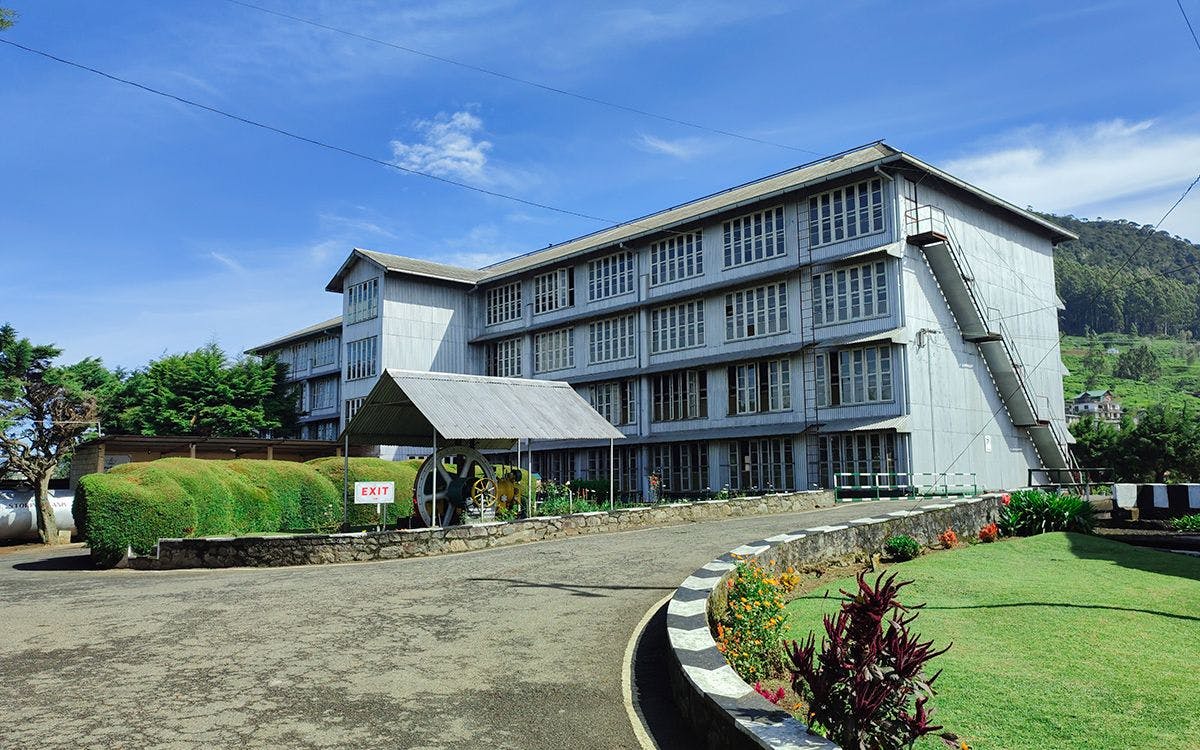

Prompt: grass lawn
[{"left": 782, "top": 533, "right": 1200, "bottom": 750}]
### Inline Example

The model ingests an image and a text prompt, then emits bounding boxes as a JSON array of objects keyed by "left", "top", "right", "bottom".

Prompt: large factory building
[{"left": 248, "top": 142, "right": 1076, "bottom": 497}]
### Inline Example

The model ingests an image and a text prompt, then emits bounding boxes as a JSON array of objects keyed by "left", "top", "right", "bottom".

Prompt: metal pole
[
  {"left": 609, "top": 438, "right": 615, "bottom": 511},
  {"left": 432, "top": 430, "right": 438, "bottom": 528},
  {"left": 342, "top": 433, "right": 350, "bottom": 529},
  {"left": 516, "top": 439, "right": 521, "bottom": 516},
  {"left": 527, "top": 439, "right": 533, "bottom": 517}
]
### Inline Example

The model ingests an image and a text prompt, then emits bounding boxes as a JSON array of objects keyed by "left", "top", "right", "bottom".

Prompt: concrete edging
[
  {"left": 665, "top": 495, "right": 1005, "bottom": 750},
  {"left": 123, "top": 490, "right": 835, "bottom": 570}
]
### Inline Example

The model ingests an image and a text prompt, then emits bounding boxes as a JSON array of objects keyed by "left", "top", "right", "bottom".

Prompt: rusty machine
[{"left": 412, "top": 445, "right": 527, "bottom": 526}]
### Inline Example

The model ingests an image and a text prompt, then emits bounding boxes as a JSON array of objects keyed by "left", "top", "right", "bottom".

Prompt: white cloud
[
  {"left": 634, "top": 133, "right": 705, "bottom": 160},
  {"left": 390, "top": 110, "right": 492, "bottom": 182},
  {"left": 208, "top": 251, "right": 245, "bottom": 273},
  {"left": 943, "top": 119, "right": 1200, "bottom": 241}
]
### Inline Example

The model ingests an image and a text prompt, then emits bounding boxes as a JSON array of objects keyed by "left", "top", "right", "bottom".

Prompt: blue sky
[{"left": 2, "top": 0, "right": 1199, "bottom": 369}]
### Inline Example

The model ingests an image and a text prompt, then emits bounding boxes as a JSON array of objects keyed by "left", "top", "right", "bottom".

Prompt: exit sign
[{"left": 353, "top": 481, "right": 395, "bottom": 504}]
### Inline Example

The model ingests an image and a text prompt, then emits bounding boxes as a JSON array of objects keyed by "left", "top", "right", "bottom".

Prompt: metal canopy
[{"left": 340, "top": 369, "right": 627, "bottom": 448}]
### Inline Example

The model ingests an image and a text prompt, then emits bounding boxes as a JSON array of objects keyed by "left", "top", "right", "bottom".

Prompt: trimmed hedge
[
  {"left": 306, "top": 457, "right": 419, "bottom": 525},
  {"left": 75, "top": 457, "right": 415, "bottom": 567}
]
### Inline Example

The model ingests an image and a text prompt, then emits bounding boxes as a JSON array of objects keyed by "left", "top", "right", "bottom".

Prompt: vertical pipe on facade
[{"left": 342, "top": 433, "right": 350, "bottom": 529}]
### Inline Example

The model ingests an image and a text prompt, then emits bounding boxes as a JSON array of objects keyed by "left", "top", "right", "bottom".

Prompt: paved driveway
[{"left": 1, "top": 500, "right": 921, "bottom": 750}]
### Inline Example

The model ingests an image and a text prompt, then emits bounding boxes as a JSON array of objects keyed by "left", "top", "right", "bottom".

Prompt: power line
[
  {"left": 221, "top": 0, "right": 821, "bottom": 156},
  {"left": 1179, "top": 0, "right": 1200, "bottom": 55},
  {"left": 0, "top": 37, "right": 624, "bottom": 226},
  {"left": 925, "top": 171, "right": 1200, "bottom": 486}
]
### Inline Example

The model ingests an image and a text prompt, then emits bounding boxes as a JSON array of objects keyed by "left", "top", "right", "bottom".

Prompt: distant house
[
  {"left": 1105, "top": 347, "right": 1120, "bottom": 355},
  {"left": 1067, "top": 389, "right": 1122, "bottom": 425}
]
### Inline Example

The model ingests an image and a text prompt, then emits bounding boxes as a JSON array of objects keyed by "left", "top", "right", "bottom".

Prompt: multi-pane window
[
  {"left": 344, "top": 397, "right": 365, "bottom": 424},
  {"left": 724, "top": 206, "right": 786, "bottom": 267},
  {"left": 312, "top": 336, "right": 338, "bottom": 368},
  {"left": 486, "top": 282, "right": 522, "bottom": 326},
  {"left": 292, "top": 343, "right": 310, "bottom": 375},
  {"left": 815, "top": 345, "right": 894, "bottom": 407},
  {"left": 346, "top": 278, "right": 380, "bottom": 324},
  {"left": 725, "top": 283, "right": 789, "bottom": 340},
  {"left": 314, "top": 421, "right": 338, "bottom": 441},
  {"left": 589, "top": 314, "right": 637, "bottom": 364},
  {"left": 533, "top": 268, "right": 574, "bottom": 314},
  {"left": 650, "top": 299, "right": 705, "bottom": 353},
  {"left": 650, "top": 232, "right": 703, "bottom": 286},
  {"left": 532, "top": 450, "right": 573, "bottom": 482},
  {"left": 649, "top": 443, "right": 709, "bottom": 494},
  {"left": 818, "top": 431, "right": 899, "bottom": 488},
  {"left": 587, "top": 380, "right": 637, "bottom": 426},
  {"left": 808, "top": 178, "right": 885, "bottom": 247},
  {"left": 311, "top": 376, "right": 338, "bottom": 411},
  {"left": 534, "top": 328, "right": 574, "bottom": 373},
  {"left": 729, "top": 438, "right": 795, "bottom": 491},
  {"left": 812, "top": 261, "right": 889, "bottom": 326},
  {"left": 345, "top": 336, "right": 377, "bottom": 381},
  {"left": 651, "top": 370, "right": 707, "bottom": 422},
  {"left": 582, "top": 446, "right": 641, "bottom": 497},
  {"left": 588, "top": 251, "right": 635, "bottom": 301},
  {"left": 727, "top": 359, "right": 792, "bottom": 415},
  {"left": 489, "top": 337, "right": 523, "bottom": 378}
]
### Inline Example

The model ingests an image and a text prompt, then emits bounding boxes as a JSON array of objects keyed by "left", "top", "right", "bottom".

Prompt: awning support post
[
  {"left": 342, "top": 433, "right": 350, "bottom": 530},
  {"left": 609, "top": 438, "right": 615, "bottom": 511},
  {"left": 527, "top": 439, "right": 534, "bottom": 517},
  {"left": 432, "top": 430, "right": 438, "bottom": 528}
]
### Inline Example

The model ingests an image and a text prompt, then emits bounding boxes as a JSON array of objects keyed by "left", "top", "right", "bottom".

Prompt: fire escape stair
[{"left": 911, "top": 235, "right": 1074, "bottom": 479}]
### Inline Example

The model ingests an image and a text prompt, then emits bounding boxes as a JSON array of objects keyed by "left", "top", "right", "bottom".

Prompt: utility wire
[
  {"left": 1179, "top": 0, "right": 1200, "bottom": 55},
  {"left": 925, "top": 172, "right": 1200, "bottom": 488},
  {"left": 221, "top": 0, "right": 821, "bottom": 156}
]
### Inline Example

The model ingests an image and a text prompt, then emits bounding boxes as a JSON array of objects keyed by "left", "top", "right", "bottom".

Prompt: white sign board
[{"left": 353, "top": 481, "right": 395, "bottom": 505}]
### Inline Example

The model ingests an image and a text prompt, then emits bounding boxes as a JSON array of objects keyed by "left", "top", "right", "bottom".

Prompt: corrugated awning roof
[{"left": 340, "top": 370, "right": 626, "bottom": 448}]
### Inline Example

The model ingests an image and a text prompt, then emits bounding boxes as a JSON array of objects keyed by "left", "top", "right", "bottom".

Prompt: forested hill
[{"left": 1041, "top": 212, "right": 1200, "bottom": 337}]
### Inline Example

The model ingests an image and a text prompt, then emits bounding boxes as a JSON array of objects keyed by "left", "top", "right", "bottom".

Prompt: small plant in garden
[
  {"left": 938, "top": 527, "right": 959, "bottom": 548},
  {"left": 1170, "top": 513, "right": 1200, "bottom": 532},
  {"left": 884, "top": 534, "right": 920, "bottom": 561},
  {"left": 978, "top": 522, "right": 1000, "bottom": 543},
  {"left": 714, "top": 557, "right": 800, "bottom": 682},
  {"left": 1001, "top": 489, "right": 1096, "bottom": 536},
  {"left": 788, "top": 571, "right": 951, "bottom": 750},
  {"left": 753, "top": 681, "right": 786, "bottom": 705}
]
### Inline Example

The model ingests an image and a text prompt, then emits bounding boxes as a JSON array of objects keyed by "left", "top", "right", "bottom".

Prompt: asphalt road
[{"left": 1, "top": 500, "right": 920, "bottom": 750}]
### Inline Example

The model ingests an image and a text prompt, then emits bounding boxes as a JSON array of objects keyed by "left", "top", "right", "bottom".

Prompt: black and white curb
[{"left": 666, "top": 496, "right": 997, "bottom": 750}]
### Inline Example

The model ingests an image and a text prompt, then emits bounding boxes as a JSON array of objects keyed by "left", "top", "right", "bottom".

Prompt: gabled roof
[
  {"left": 325, "top": 248, "right": 488, "bottom": 292},
  {"left": 1075, "top": 389, "right": 1113, "bottom": 399},
  {"left": 246, "top": 316, "right": 343, "bottom": 354},
  {"left": 321, "top": 142, "right": 1077, "bottom": 292},
  {"left": 341, "top": 369, "right": 626, "bottom": 449}
]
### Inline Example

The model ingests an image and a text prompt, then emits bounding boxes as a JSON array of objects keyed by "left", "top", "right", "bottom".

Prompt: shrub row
[{"left": 76, "top": 457, "right": 419, "bottom": 567}]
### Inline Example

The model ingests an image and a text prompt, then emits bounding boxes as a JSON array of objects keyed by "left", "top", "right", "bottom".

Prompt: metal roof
[
  {"left": 341, "top": 369, "right": 626, "bottom": 448},
  {"left": 246, "top": 316, "right": 343, "bottom": 354},
  {"left": 320, "top": 142, "right": 1077, "bottom": 292},
  {"left": 325, "top": 248, "right": 489, "bottom": 292}
]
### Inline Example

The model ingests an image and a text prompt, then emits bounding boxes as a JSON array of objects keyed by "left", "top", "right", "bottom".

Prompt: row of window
[
  {"left": 275, "top": 335, "right": 339, "bottom": 376},
  {"left": 519, "top": 431, "right": 899, "bottom": 494},
  {"left": 484, "top": 180, "right": 888, "bottom": 327},
  {"left": 346, "top": 278, "right": 379, "bottom": 325}
]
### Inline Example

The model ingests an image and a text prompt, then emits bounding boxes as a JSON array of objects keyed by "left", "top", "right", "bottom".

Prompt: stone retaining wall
[
  {"left": 666, "top": 495, "right": 1004, "bottom": 750},
  {"left": 124, "top": 491, "right": 835, "bottom": 570}
]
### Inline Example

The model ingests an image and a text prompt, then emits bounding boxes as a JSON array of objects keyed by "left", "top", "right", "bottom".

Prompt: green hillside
[{"left": 1060, "top": 333, "right": 1200, "bottom": 413}]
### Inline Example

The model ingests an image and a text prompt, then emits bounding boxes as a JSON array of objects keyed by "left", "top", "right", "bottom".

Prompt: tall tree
[
  {"left": 0, "top": 324, "right": 99, "bottom": 544},
  {"left": 102, "top": 343, "right": 297, "bottom": 437},
  {"left": 0, "top": 8, "right": 16, "bottom": 31},
  {"left": 1113, "top": 343, "right": 1161, "bottom": 381},
  {"left": 1080, "top": 333, "right": 1107, "bottom": 390}
]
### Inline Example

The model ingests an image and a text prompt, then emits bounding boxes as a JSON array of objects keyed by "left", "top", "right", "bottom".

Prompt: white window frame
[
  {"left": 345, "top": 336, "right": 377, "bottom": 381},
  {"left": 725, "top": 283, "right": 789, "bottom": 341},
  {"left": 312, "top": 336, "right": 338, "bottom": 368},
  {"left": 311, "top": 376, "right": 338, "bottom": 411},
  {"left": 723, "top": 206, "right": 786, "bottom": 268},
  {"left": 533, "top": 328, "right": 574, "bottom": 373},
  {"left": 729, "top": 359, "right": 792, "bottom": 415},
  {"left": 533, "top": 268, "right": 574, "bottom": 314},
  {"left": 651, "top": 370, "right": 707, "bottom": 422},
  {"left": 490, "top": 337, "right": 523, "bottom": 378},
  {"left": 344, "top": 397, "right": 365, "bottom": 424},
  {"left": 815, "top": 344, "right": 894, "bottom": 407},
  {"left": 587, "top": 251, "right": 636, "bottom": 301},
  {"left": 649, "top": 443, "right": 709, "bottom": 493},
  {"left": 486, "top": 282, "right": 522, "bottom": 326},
  {"left": 650, "top": 232, "right": 703, "bottom": 286},
  {"left": 650, "top": 299, "right": 705, "bottom": 354},
  {"left": 588, "top": 314, "right": 637, "bottom": 364},
  {"left": 819, "top": 431, "right": 899, "bottom": 488},
  {"left": 729, "top": 438, "right": 795, "bottom": 491},
  {"left": 588, "top": 380, "right": 637, "bottom": 426},
  {"left": 808, "top": 178, "right": 885, "bottom": 248},
  {"left": 812, "top": 261, "right": 889, "bottom": 326},
  {"left": 346, "top": 277, "right": 380, "bottom": 324}
]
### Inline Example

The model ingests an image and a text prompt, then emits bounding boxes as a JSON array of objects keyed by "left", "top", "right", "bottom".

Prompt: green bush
[
  {"left": 75, "top": 468, "right": 193, "bottom": 567},
  {"left": 225, "top": 460, "right": 341, "bottom": 533},
  {"left": 884, "top": 534, "right": 920, "bottom": 561},
  {"left": 306, "top": 457, "right": 419, "bottom": 525},
  {"left": 1001, "top": 489, "right": 1096, "bottom": 536},
  {"left": 1169, "top": 513, "right": 1200, "bottom": 532}
]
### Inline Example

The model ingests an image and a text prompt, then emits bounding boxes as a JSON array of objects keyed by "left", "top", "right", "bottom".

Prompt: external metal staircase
[{"left": 906, "top": 206, "right": 1077, "bottom": 483}]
